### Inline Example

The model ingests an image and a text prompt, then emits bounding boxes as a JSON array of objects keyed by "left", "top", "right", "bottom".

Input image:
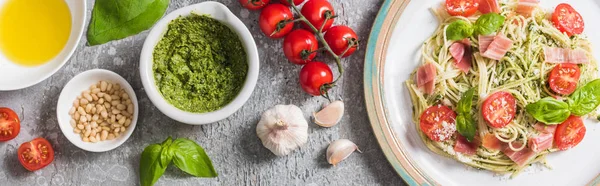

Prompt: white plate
[
  {"left": 0, "top": 0, "right": 86, "bottom": 91},
  {"left": 373, "top": 0, "right": 600, "bottom": 185},
  {"left": 56, "top": 69, "right": 139, "bottom": 152}
]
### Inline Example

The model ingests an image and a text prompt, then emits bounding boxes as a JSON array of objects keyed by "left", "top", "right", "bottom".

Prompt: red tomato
[
  {"left": 239, "top": 0, "right": 270, "bottom": 10},
  {"left": 324, "top": 25, "right": 358, "bottom": 57},
  {"left": 281, "top": 0, "right": 305, "bottom": 6},
  {"left": 300, "top": 0, "right": 335, "bottom": 32},
  {"left": 482, "top": 91, "right": 516, "bottom": 128},
  {"left": 18, "top": 138, "right": 54, "bottom": 171},
  {"left": 445, "top": 0, "right": 479, "bottom": 17},
  {"left": 259, "top": 4, "right": 294, "bottom": 38},
  {"left": 283, "top": 29, "right": 318, "bottom": 65},
  {"left": 299, "top": 61, "right": 333, "bottom": 96},
  {"left": 554, "top": 115, "right": 586, "bottom": 150},
  {"left": 0, "top": 107, "right": 20, "bottom": 141},
  {"left": 552, "top": 3, "right": 584, "bottom": 37},
  {"left": 549, "top": 63, "right": 581, "bottom": 95},
  {"left": 419, "top": 105, "right": 457, "bottom": 142}
]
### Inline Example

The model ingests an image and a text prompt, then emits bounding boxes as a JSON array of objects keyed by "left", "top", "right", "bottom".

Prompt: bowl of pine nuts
[{"left": 57, "top": 69, "right": 138, "bottom": 152}]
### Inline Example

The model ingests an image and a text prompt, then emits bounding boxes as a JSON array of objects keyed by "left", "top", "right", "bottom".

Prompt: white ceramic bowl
[
  {"left": 139, "top": 1, "right": 259, "bottom": 125},
  {"left": 0, "top": 0, "right": 86, "bottom": 90},
  {"left": 56, "top": 69, "right": 139, "bottom": 152}
]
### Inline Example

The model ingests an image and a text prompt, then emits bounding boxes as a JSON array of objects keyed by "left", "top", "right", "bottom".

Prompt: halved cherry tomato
[
  {"left": 283, "top": 29, "right": 318, "bottom": 65},
  {"left": 0, "top": 107, "right": 20, "bottom": 141},
  {"left": 300, "top": 0, "right": 335, "bottom": 32},
  {"left": 554, "top": 115, "right": 586, "bottom": 150},
  {"left": 445, "top": 0, "right": 479, "bottom": 17},
  {"left": 299, "top": 61, "right": 333, "bottom": 96},
  {"left": 18, "top": 138, "right": 54, "bottom": 171},
  {"left": 324, "top": 25, "right": 358, "bottom": 57},
  {"left": 552, "top": 3, "right": 584, "bottom": 37},
  {"left": 281, "top": 0, "right": 304, "bottom": 6},
  {"left": 482, "top": 91, "right": 516, "bottom": 128},
  {"left": 259, "top": 4, "right": 294, "bottom": 38},
  {"left": 239, "top": 0, "right": 270, "bottom": 10},
  {"left": 419, "top": 105, "right": 457, "bottom": 142},
  {"left": 549, "top": 63, "right": 581, "bottom": 95}
]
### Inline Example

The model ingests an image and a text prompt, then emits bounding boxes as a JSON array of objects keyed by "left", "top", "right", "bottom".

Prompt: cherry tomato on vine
[
  {"left": 0, "top": 107, "right": 20, "bottom": 141},
  {"left": 259, "top": 4, "right": 295, "bottom": 38},
  {"left": 552, "top": 3, "right": 584, "bottom": 37},
  {"left": 281, "top": 0, "right": 305, "bottom": 6},
  {"left": 18, "top": 138, "right": 54, "bottom": 171},
  {"left": 301, "top": 0, "right": 335, "bottom": 32},
  {"left": 324, "top": 26, "right": 358, "bottom": 57},
  {"left": 299, "top": 61, "right": 333, "bottom": 96},
  {"left": 283, "top": 29, "right": 318, "bottom": 65},
  {"left": 239, "top": 0, "right": 271, "bottom": 10},
  {"left": 445, "top": 0, "right": 479, "bottom": 17}
]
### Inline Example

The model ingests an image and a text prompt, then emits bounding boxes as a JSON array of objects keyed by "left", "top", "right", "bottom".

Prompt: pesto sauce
[{"left": 152, "top": 14, "right": 248, "bottom": 113}]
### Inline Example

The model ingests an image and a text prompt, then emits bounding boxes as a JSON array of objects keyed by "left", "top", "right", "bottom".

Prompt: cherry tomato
[
  {"left": 324, "top": 25, "right": 358, "bottom": 57},
  {"left": 552, "top": 3, "right": 584, "bottom": 37},
  {"left": 445, "top": 0, "right": 479, "bottom": 17},
  {"left": 18, "top": 138, "right": 54, "bottom": 171},
  {"left": 554, "top": 115, "right": 586, "bottom": 150},
  {"left": 0, "top": 107, "right": 20, "bottom": 142},
  {"left": 281, "top": 0, "right": 305, "bottom": 6},
  {"left": 283, "top": 29, "right": 318, "bottom": 65},
  {"left": 239, "top": 0, "right": 270, "bottom": 10},
  {"left": 482, "top": 91, "right": 516, "bottom": 128},
  {"left": 299, "top": 61, "right": 333, "bottom": 96},
  {"left": 259, "top": 4, "right": 294, "bottom": 38},
  {"left": 300, "top": 0, "right": 335, "bottom": 32},
  {"left": 549, "top": 63, "right": 581, "bottom": 95},
  {"left": 419, "top": 105, "right": 457, "bottom": 142}
]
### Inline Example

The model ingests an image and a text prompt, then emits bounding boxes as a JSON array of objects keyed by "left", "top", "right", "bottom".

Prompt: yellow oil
[{"left": 0, "top": 0, "right": 72, "bottom": 66}]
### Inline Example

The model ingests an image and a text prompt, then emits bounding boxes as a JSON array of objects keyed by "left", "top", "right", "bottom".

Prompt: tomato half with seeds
[
  {"left": 281, "top": 0, "right": 304, "bottom": 6},
  {"left": 0, "top": 107, "right": 20, "bottom": 141},
  {"left": 549, "top": 63, "right": 581, "bottom": 95},
  {"left": 552, "top": 3, "right": 584, "bottom": 37},
  {"left": 419, "top": 105, "right": 457, "bottom": 142},
  {"left": 239, "top": 0, "right": 270, "bottom": 10},
  {"left": 300, "top": 0, "right": 335, "bottom": 32},
  {"left": 324, "top": 25, "right": 358, "bottom": 57},
  {"left": 299, "top": 61, "right": 333, "bottom": 96},
  {"left": 482, "top": 91, "right": 516, "bottom": 128},
  {"left": 445, "top": 0, "right": 479, "bottom": 17},
  {"left": 18, "top": 138, "right": 54, "bottom": 171},
  {"left": 259, "top": 4, "right": 295, "bottom": 38},
  {"left": 554, "top": 115, "right": 586, "bottom": 150}
]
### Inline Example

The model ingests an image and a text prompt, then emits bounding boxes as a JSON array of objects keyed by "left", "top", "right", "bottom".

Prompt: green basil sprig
[
  {"left": 445, "top": 13, "right": 505, "bottom": 41},
  {"left": 567, "top": 79, "right": 600, "bottom": 116},
  {"left": 456, "top": 88, "right": 477, "bottom": 142},
  {"left": 140, "top": 137, "right": 217, "bottom": 186},
  {"left": 447, "top": 20, "right": 474, "bottom": 41}
]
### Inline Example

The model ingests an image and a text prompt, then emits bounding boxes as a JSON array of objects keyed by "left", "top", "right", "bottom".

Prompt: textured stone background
[{"left": 0, "top": 0, "right": 406, "bottom": 185}]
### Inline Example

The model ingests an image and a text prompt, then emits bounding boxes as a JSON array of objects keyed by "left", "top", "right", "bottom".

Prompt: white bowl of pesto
[{"left": 139, "top": 1, "right": 259, "bottom": 125}]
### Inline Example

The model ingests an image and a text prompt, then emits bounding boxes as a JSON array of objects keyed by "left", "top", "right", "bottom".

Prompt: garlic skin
[
  {"left": 257, "top": 104, "right": 308, "bottom": 156},
  {"left": 326, "top": 139, "right": 361, "bottom": 166},
  {"left": 313, "top": 100, "right": 344, "bottom": 127}
]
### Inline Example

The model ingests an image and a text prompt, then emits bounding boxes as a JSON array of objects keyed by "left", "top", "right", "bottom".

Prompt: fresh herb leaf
[
  {"left": 474, "top": 13, "right": 505, "bottom": 36},
  {"left": 567, "top": 79, "right": 600, "bottom": 116},
  {"left": 446, "top": 20, "right": 474, "bottom": 41},
  {"left": 456, "top": 88, "right": 477, "bottom": 142},
  {"left": 87, "top": 0, "right": 170, "bottom": 45},
  {"left": 140, "top": 144, "right": 168, "bottom": 186},
  {"left": 171, "top": 138, "right": 218, "bottom": 178},
  {"left": 159, "top": 137, "right": 174, "bottom": 167},
  {"left": 525, "top": 97, "right": 570, "bottom": 124}
]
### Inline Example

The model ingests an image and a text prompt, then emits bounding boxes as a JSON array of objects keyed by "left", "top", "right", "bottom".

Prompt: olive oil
[{"left": 0, "top": 0, "right": 72, "bottom": 66}]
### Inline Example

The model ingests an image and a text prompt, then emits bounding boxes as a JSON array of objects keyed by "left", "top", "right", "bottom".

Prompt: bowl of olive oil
[{"left": 0, "top": 0, "right": 86, "bottom": 90}]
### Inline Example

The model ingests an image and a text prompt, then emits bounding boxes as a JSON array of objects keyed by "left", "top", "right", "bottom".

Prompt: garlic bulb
[
  {"left": 313, "top": 100, "right": 344, "bottom": 127},
  {"left": 257, "top": 104, "right": 308, "bottom": 156},
  {"left": 326, "top": 139, "right": 361, "bottom": 166}
]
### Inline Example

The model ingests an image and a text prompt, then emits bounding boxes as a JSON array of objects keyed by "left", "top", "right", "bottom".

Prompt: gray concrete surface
[{"left": 0, "top": 0, "right": 406, "bottom": 185}]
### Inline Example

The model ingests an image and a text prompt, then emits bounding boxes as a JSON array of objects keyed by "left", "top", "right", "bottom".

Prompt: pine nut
[
  {"left": 107, "top": 134, "right": 115, "bottom": 140},
  {"left": 92, "top": 114, "right": 99, "bottom": 121},
  {"left": 92, "top": 88, "right": 101, "bottom": 94},
  {"left": 102, "top": 126, "right": 110, "bottom": 131},
  {"left": 91, "top": 121, "right": 98, "bottom": 128},
  {"left": 91, "top": 94, "right": 99, "bottom": 101},
  {"left": 110, "top": 115, "right": 116, "bottom": 123},
  {"left": 122, "top": 93, "right": 129, "bottom": 99},
  {"left": 83, "top": 137, "right": 90, "bottom": 142},
  {"left": 118, "top": 117, "right": 126, "bottom": 125},
  {"left": 101, "top": 111, "right": 108, "bottom": 118},
  {"left": 100, "top": 81, "right": 107, "bottom": 91},
  {"left": 85, "top": 124, "right": 91, "bottom": 131},
  {"left": 85, "top": 104, "right": 93, "bottom": 113},
  {"left": 84, "top": 93, "right": 93, "bottom": 102},
  {"left": 90, "top": 130, "right": 97, "bottom": 138},
  {"left": 117, "top": 104, "right": 126, "bottom": 110},
  {"left": 79, "top": 115, "right": 87, "bottom": 123},
  {"left": 91, "top": 107, "right": 97, "bottom": 114},
  {"left": 86, "top": 114, "right": 91, "bottom": 121},
  {"left": 74, "top": 112, "right": 80, "bottom": 120},
  {"left": 112, "top": 109, "right": 121, "bottom": 114},
  {"left": 73, "top": 100, "right": 80, "bottom": 107},
  {"left": 90, "top": 136, "right": 97, "bottom": 143},
  {"left": 77, "top": 107, "right": 85, "bottom": 115},
  {"left": 74, "top": 128, "right": 81, "bottom": 134},
  {"left": 114, "top": 128, "right": 120, "bottom": 133},
  {"left": 98, "top": 98, "right": 105, "bottom": 104},
  {"left": 70, "top": 119, "right": 76, "bottom": 127},
  {"left": 84, "top": 130, "right": 91, "bottom": 137},
  {"left": 77, "top": 124, "right": 84, "bottom": 130},
  {"left": 107, "top": 83, "right": 113, "bottom": 92},
  {"left": 104, "top": 94, "right": 112, "bottom": 102},
  {"left": 101, "top": 130, "right": 108, "bottom": 140},
  {"left": 124, "top": 119, "right": 131, "bottom": 127},
  {"left": 80, "top": 99, "right": 88, "bottom": 105},
  {"left": 69, "top": 107, "right": 76, "bottom": 115},
  {"left": 111, "top": 100, "right": 120, "bottom": 106},
  {"left": 104, "top": 102, "right": 111, "bottom": 109},
  {"left": 120, "top": 127, "right": 126, "bottom": 133}
]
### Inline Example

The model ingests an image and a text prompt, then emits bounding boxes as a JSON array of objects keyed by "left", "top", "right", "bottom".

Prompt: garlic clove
[
  {"left": 313, "top": 100, "right": 344, "bottom": 127},
  {"left": 326, "top": 139, "right": 361, "bottom": 166}
]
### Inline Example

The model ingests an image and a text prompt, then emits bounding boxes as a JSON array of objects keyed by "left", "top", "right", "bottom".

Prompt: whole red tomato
[
  {"left": 283, "top": 29, "right": 318, "bottom": 64},
  {"left": 324, "top": 25, "right": 358, "bottom": 57},
  {"left": 299, "top": 61, "right": 333, "bottom": 96},
  {"left": 239, "top": 0, "right": 271, "bottom": 10},
  {"left": 281, "top": 0, "right": 305, "bottom": 6},
  {"left": 300, "top": 0, "right": 335, "bottom": 32},
  {"left": 259, "top": 4, "right": 295, "bottom": 38}
]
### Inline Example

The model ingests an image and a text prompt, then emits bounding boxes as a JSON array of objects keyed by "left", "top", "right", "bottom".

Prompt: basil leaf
[
  {"left": 474, "top": 13, "right": 505, "bottom": 35},
  {"left": 525, "top": 97, "right": 570, "bottom": 124},
  {"left": 456, "top": 88, "right": 477, "bottom": 141},
  {"left": 446, "top": 20, "right": 474, "bottom": 41},
  {"left": 87, "top": 0, "right": 170, "bottom": 45},
  {"left": 159, "top": 137, "right": 174, "bottom": 167},
  {"left": 170, "top": 138, "right": 218, "bottom": 177},
  {"left": 568, "top": 79, "right": 600, "bottom": 116},
  {"left": 140, "top": 144, "right": 168, "bottom": 186}
]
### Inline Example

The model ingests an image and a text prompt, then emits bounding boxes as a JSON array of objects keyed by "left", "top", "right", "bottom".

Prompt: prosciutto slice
[
  {"left": 450, "top": 42, "right": 472, "bottom": 73},
  {"left": 529, "top": 133, "right": 554, "bottom": 152},
  {"left": 478, "top": 35, "right": 495, "bottom": 54},
  {"left": 544, "top": 47, "right": 589, "bottom": 64},
  {"left": 415, "top": 63, "right": 437, "bottom": 94},
  {"left": 482, "top": 34, "right": 513, "bottom": 60},
  {"left": 454, "top": 134, "right": 480, "bottom": 156},
  {"left": 502, "top": 143, "right": 537, "bottom": 167},
  {"left": 516, "top": 0, "right": 540, "bottom": 17},
  {"left": 482, "top": 133, "right": 504, "bottom": 151},
  {"left": 479, "top": 0, "right": 501, "bottom": 14},
  {"left": 533, "top": 123, "right": 557, "bottom": 134}
]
